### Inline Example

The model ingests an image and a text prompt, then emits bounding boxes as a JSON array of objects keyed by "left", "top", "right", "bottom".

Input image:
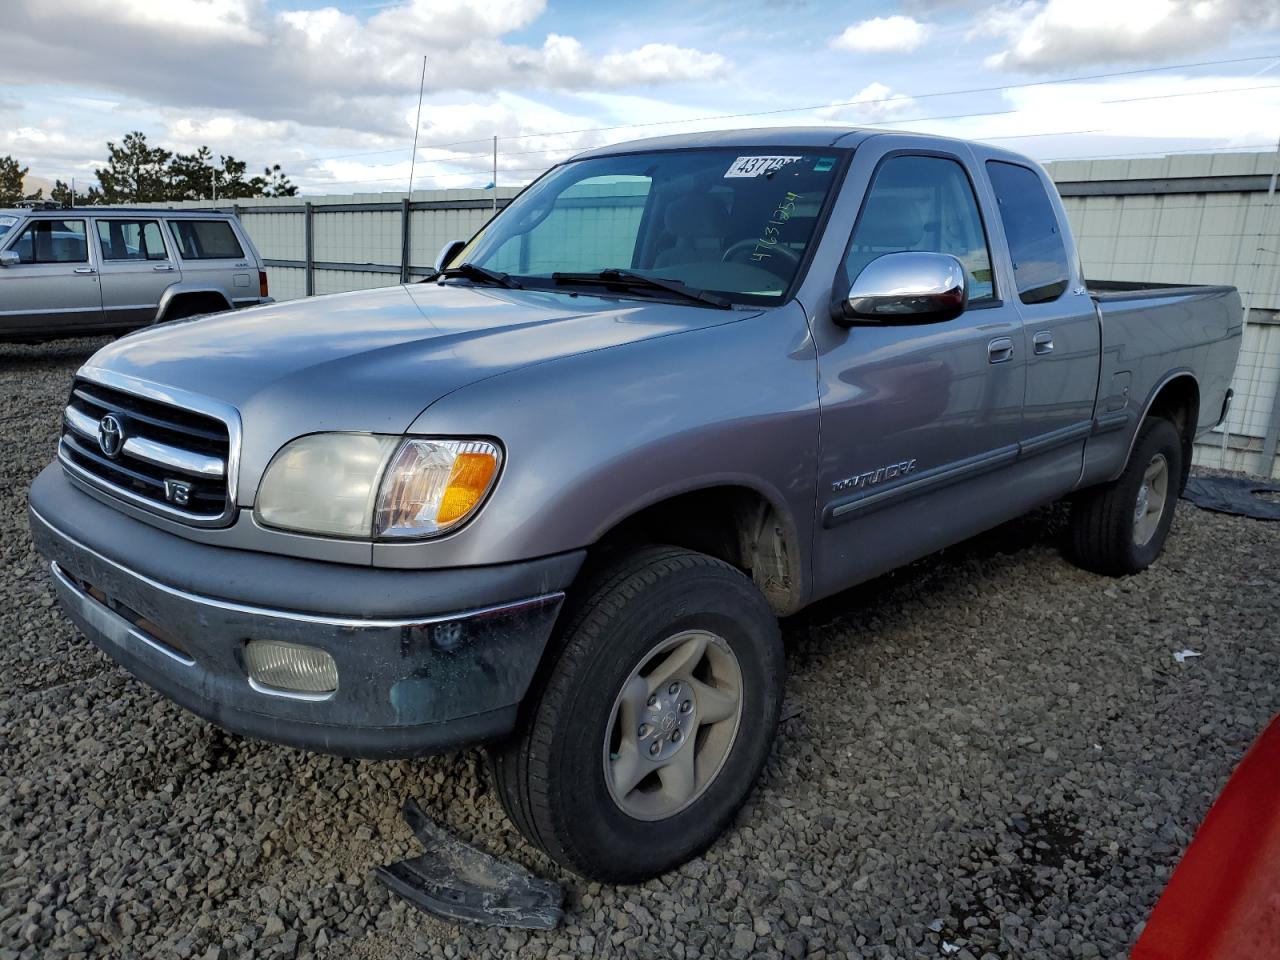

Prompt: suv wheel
[
  {"left": 1068, "top": 416, "right": 1183, "bottom": 576},
  {"left": 488, "top": 546, "right": 784, "bottom": 883}
]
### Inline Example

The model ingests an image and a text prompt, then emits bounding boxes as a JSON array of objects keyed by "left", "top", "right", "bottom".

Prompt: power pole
[{"left": 492, "top": 135, "right": 498, "bottom": 212}]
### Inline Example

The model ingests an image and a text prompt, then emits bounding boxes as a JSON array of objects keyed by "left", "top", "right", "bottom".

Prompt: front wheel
[
  {"left": 1068, "top": 416, "right": 1183, "bottom": 576},
  {"left": 488, "top": 546, "right": 784, "bottom": 883}
]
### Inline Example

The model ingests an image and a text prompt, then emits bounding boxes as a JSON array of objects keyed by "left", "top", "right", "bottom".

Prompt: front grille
[{"left": 59, "top": 377, "right": 235, "bottom": 525}]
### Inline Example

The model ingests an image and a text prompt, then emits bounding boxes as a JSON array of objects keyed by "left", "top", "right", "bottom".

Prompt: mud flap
[{"left": 375, "top": 800, "right": 564, "bottom": 930}]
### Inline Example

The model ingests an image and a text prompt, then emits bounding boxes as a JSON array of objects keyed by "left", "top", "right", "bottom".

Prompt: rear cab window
[
  {"left": 168, "top": 219, "right": 244, "bottom": 260},
  {"left": 985, "top": 161, "right": 1070, "bottom": 304},
  {"left": 8, "top": 219, "right": 89, "bottom": 264}
]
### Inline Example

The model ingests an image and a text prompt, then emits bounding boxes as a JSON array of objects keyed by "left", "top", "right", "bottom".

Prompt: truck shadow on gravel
[{"left": 780, "top": 502, "right": 1070, "bottom": 661}]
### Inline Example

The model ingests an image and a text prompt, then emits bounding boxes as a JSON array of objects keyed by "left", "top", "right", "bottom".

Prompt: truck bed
[
  {"left": 1078, "top": 280, "right": 1242, "bottom": 489},
  {"left": 1087, "top": 279, "right": 1238, "bottom": 302}
]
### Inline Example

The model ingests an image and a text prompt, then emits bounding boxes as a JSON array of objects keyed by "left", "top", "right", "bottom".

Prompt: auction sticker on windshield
[{"left": 725, "top": 156, "right": 802, "bottom": 178}]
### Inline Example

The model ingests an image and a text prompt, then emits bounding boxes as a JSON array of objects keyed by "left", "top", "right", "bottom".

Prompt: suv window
[
  {"left": 97, "top": 219, "right": 168, "bottom": 261},
  {"left": 169, "top": 219, "right": 244, "bottom": 260},
  {"left": 843, "top": 155, "right": 995, "bottom": 302},
  {"left": 985, "top": 161, "right": 1069, "bottom": 305},
  {"left": 0, "top": 215, "right": 17, "bottom": 239},
  {"left": 9, "top": 219, "right": 88, "bottom": 264}
]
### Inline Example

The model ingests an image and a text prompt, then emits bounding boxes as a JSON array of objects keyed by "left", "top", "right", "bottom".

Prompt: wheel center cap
[
  {"left": 1135, "top": 484, "right": 1149, "bottom": 520},
  {"left": 638, "top": 679, "right": 696, "bottom": 762}
]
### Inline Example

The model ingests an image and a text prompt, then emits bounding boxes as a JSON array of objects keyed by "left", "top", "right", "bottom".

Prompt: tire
[
  {"left": 1068, "top": 416, "right": 1183, "bottom": 576},
  {"left": 488, "top": 546, "right": 784, "bottom": 883}
]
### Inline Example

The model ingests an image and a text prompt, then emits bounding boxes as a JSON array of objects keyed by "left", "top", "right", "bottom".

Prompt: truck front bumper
[{"left": 28, "top": 464, "right": 583, "bottom": 759}]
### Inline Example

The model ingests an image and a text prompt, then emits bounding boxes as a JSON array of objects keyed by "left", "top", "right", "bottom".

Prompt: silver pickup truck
[
  {"left": 29, "top": 128, "right": 1241, "bottom": 882},
  {"left": 0, "top": 208, "right": 270, "bottom": 340}
]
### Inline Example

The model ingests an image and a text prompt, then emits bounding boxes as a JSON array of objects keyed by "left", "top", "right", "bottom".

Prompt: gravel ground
[{"left": 1, "top": 337, "right": 1277, "bottom": 960}]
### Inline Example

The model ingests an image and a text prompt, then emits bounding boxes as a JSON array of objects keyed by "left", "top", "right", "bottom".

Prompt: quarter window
[
  {"left": 985, "top": 161, "right": 1070, "bottom": 305},
  {"left": 8, "top": 219, "right": 88, "bottom": 264},
  {"left": 843, "top": 155, "right": 995, "bottom": 302},
  {"left": 169, "top": 220, "right": 244, "bottom": 260},
  {"left": 96, "top": 220, "right": 168, "bottom": 261}
]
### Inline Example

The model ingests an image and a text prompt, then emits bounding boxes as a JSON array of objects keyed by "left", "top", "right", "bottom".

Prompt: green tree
[
  {"left": 95, "top": 131, "right": 173, "bottom": 203},
  {"left": 213, "top": 154, "right": 256, "bottom": 199},
  {"left": 168, "top": 147, "right": 219, "bottom": 201},
  {"left": 0, "top": 155, "right": 30, "bottom": 206},
  {"left": 51, "top": 180, "right": 103, "bottom": 207},
  {"left": 90, "top": 132, "right": 298, "bottom": 202},
  {"left": 260, "top": 164, "right": 298, "bottom": 197}
]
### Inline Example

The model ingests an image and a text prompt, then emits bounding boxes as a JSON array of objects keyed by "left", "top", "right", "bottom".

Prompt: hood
[{"left": 84, "top": 282, "right": 745, "bottom": 499}]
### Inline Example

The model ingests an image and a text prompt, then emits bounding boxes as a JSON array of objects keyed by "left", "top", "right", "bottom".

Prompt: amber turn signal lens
[{"left": 438, "top": 452, "right": 499, "bottom": 525}]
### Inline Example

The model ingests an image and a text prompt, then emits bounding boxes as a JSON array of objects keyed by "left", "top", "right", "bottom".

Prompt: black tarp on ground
[{"left": 1182, "top": 476, "right": 1280, "bottom": 521}]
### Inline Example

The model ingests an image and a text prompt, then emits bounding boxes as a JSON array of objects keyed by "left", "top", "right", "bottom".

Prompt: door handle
[
  {"left": 987, "top": 337, "right": 1014, "bottom": 364},
  {"left": 73, "top": 266, "right": 96, "bottom": 274},
  {"left": 152, "top": 264, "right": 175, "bottom": 272},
  {"left": 1033, "top": 330, "right": 1054, "bottom": 355}
]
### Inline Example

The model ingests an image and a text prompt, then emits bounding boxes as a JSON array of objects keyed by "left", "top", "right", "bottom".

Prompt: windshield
[
  {"left": 455, "top": 148, "right": 846, "bottom": 305},
  {"left": 0, "top": 215, "right": 17, "bottom": 239}
]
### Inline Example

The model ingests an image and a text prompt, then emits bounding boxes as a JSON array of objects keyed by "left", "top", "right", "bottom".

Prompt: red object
[
  {"left": 259, "top": 270, "right": 269, "bottom": 299},
  {"left": 1132, "top": 714, "right": 1280, "bottom": 960}
]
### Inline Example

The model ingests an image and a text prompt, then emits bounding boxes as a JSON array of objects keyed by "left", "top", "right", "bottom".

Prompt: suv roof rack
[{"left": 12, "top": 206, "right": 239, "bottom": 215}]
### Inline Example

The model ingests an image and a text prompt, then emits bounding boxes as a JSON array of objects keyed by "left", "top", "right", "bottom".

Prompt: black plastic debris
[
  {"left": 1182, "top": 475, "right": 1280, "bottom": 521},
  {"left": 375, "top": 800, "right": 564, "bottom": 930}
]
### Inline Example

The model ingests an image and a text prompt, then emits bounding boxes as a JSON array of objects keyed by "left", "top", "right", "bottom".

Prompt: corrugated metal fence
[{"left": 133, "top": 150, "right": 1280, "bottom": 477}]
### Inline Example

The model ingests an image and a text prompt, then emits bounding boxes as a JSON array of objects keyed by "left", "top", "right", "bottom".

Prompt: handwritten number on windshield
[{"left": 750, "top": 192, "right": 801, "bottom": 262}]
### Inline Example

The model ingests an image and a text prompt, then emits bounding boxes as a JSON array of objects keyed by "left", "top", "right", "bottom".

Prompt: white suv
[{"left": 0, "top": 208, "right": 271, "bottom": 341}]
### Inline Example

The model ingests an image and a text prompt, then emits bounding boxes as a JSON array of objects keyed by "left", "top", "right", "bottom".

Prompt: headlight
[{"left": 255, "top": 434, "right": 500, "bottom": 539}]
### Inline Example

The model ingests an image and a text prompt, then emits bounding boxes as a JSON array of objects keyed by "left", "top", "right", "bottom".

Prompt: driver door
[{"left": 810, "top": 148, "right": 1027, "bottom": 600}]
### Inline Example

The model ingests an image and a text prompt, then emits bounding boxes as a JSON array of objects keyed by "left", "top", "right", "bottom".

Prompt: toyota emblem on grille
[{"left": 98, "top": 414, "right": 125, "bottom": 459}]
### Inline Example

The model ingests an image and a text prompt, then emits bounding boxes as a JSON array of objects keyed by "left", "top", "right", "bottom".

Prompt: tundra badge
[{"left": 832, "top": 459, "right": 918, "bottom": 493}]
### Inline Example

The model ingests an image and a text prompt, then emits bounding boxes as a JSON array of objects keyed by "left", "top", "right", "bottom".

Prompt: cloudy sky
[{"left": 2, "top": 0, "right": 1279, "bottom": 195}]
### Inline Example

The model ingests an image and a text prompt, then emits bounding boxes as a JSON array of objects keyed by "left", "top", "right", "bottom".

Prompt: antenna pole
[
  {"left": 407, "top": 55, "right": 427, "bottom": 199},
  {"left": 492, "top": 135, "right": 498, "bottom": 212}
]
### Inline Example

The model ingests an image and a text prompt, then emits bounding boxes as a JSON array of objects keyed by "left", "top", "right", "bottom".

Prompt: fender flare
[
  {"left": 1113, "top": 369, "right": 1199, "bottom": 480},
  {"left": 155, "top": 285, "right": 233, "bottom": 322}
]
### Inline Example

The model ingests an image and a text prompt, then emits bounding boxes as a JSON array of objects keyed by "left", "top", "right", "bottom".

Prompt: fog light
[{"left": 244, "top": 640, "right": 338, "bottom": 695}]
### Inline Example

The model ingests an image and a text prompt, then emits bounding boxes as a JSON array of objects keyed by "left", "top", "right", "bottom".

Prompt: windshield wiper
[
  {"left": 439, "top": 262, "right": 523, "bottom": 289},
  {"left": 550, "top": 269, "right": 731, "bottom": 309}
]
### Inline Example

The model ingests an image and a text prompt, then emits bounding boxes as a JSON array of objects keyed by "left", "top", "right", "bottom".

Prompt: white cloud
[
  {"left": 832, "top": 16, "right": 931, "bottom": 54},
  {"left": 814, "top": 83, "right": 917, "bottom": 123},
  {"left": 979, "top": 0, "right": 1280, "bottom": 72},
  {"left": 0, "top": 0, "right": 730, "bottom": 140}
]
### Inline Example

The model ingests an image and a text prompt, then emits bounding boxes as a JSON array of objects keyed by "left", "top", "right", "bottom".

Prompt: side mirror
[
  {"left": 834, "top": 251, "right": 968, "bottom": 326},
  {"left": 0, "top": 251, "right": 19, "bottom": 267},
  {"left": 435, "top": 240, "right": 466, "bottom": 273}
]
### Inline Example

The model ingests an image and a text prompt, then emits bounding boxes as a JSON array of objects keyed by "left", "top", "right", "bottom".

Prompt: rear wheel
[
  {"left": 488, "top": 546, "right": 784, "bottom": 883},
  {"left": 1068, "top": 417, "right": 1182, "bottom": 576}
]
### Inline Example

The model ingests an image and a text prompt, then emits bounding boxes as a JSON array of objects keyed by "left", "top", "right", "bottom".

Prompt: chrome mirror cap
[
  {"left": 837, "top": 251, "right": 969, "bottom": 326},
  {"left": 434, "top": 240, "right": 466, "bottom": 273},
  {"left": 0, "top": 251, "right": 19, "bottom": 267}
]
